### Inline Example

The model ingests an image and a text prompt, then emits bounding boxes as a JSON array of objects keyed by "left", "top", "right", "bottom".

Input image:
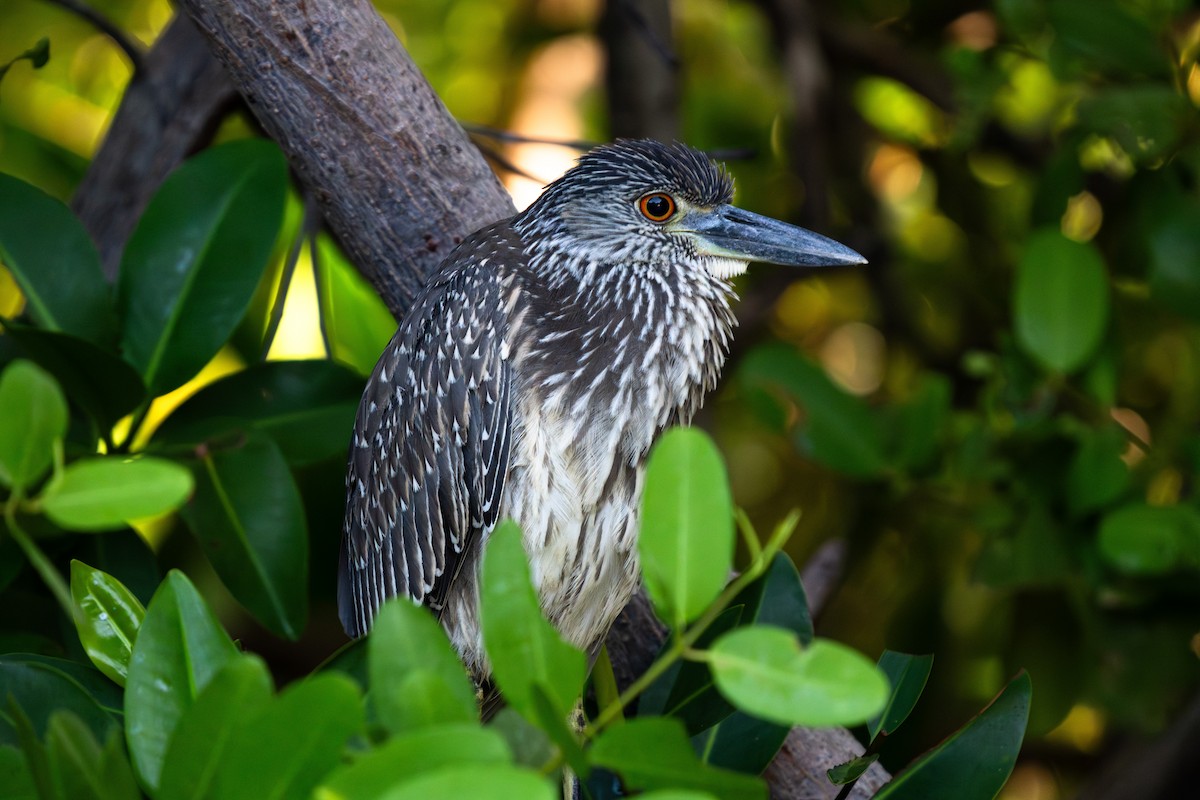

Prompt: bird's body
[{"left": 339, "top": 140, "right": 864, "bottom": 676}]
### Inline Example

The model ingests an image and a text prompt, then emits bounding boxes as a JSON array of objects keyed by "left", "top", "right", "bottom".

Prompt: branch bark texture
[{"left": 174, "top": 0, "right": 514, "bottom": 319}]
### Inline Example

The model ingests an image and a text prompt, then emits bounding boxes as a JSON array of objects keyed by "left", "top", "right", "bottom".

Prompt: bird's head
[{"left": 513, "top": 139, "right": 866, "bottom": 283}]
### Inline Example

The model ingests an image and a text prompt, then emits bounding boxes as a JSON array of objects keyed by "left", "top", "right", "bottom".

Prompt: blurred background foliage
[{"left": 2, "top": 0, "right": 1199, "bottom": 797}]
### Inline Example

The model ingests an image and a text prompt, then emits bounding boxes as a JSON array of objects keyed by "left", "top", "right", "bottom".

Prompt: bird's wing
[{"left": 338, "top": 254, "right": 512, "bottom": 638}]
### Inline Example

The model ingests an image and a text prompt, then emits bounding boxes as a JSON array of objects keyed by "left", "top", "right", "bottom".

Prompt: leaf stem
[{"left": 3, "top": 498, "right": 76, "bottom": 624}]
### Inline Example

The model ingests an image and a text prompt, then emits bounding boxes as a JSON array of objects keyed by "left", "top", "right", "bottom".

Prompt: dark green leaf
[
  {"left": 888, "top": 375, "right": 950, "bottom": 471},
  {"left": 1147, "top": 202, "right": 1200, "bottom": 320},
  {"left": 70, "top": 561, "right": 145, "bottom": 687},
  {"left": 314, "top": 234, "right": 398, "bottom": 376},
  {"left": 0, "top": 359, "right": 66, "bottom": 490},
  {"left": 1076, "top": 87, "right": 1190, "bottom": 163},
  {"left": 43, "top": 457, "right": 193, "bottom": 532},
  {"left": 124, "top": 570, "right": 238, "bottom": 792},
  {"left": 1066, "top": 427, "right": 1130, "bottom": 516},
  {"left": 158, "top": 656, "right": 274, "bottom": 800},
  {"left": 827, "top": 754, "right": 880, "bottom": 785},
  {"left": 709, "top": 628, "right": 889, "bottom": 728},
  {"left": 6, "top": 699, "right": 53, "bottom": 799},
  {"left": 589, "top": 717, "right": 765, "bottom": 800},
  {"left": 328, "top": 763, "right": 555, "bottom": 800},
  {"left": 0, "top": 656, "right": 122, "bottom": 744},
  {"left": 368, "top": 598, "right": 477, "bottom": 735},
  {"left": 180, "top": 435, "right": 308, "bottom": 639},
  {"left": 530, "top": 683, "right": 589, "bottom": 778},
  {"left": 157, "top": 657, "right": 272, "bottom": 800},
  {"left": 319, "top": 724, "right": 511, "bottom": 798},
  {"left": 694, "top": 712, "right": 789, "bottom": 775},
  {"left": 1097, "top": 503, "right": 1200, "bottom": 575},
  {"left": 0, "top": 174, "right": 116, "bottom": 345},
  {"left": 152, "top": 359, "right": 363, "bottom": 466},
  {"left": 211, "top": 673, "right": 363, "bottom": 800},
  {"left": 488, "top": 708, "right": 554, "bottom": 770},
  {"left": 1048, "top": 0, "right": 1168, "bottom": 78},
  {"left": 975, "top": 503, "right": 1076, "bottom": 588},
  {"left": 1014, "top": 229, "right": 1109, "bottom": 374},
  {"left": 867, "top": 651, "right": 934, "bottom": 742},
  {"left": 479, "top": 520, "right": 587, "bottom": 723},
  {"left": 0, "top": 745, "right": 37, "bottom": 800},
  {"left": 45, "top": 711, "right": 140, "bottom": 800},
  {"left": 741, "top": 345, "right": 887, "bottom": 477},
  {"left": 873, "top": 671, "right": 1031, "bottom": 800},
  {"left": 640, "top": 428, "right": 734, "bottom": 628},
  {"left": 0, "top": 323, "right": 146, "bottom": 429},
  {"left": 118, "top": 140, "right": 287, "bottom": 395}
]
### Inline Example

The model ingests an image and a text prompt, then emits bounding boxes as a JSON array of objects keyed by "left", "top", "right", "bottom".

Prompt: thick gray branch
[{"left": 173, "top": 0, "right": 514, "bottom": 319}]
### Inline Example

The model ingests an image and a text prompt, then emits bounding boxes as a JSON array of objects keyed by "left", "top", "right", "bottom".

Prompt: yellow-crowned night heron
[{"left": 338, "top": 139, "right": 865, "bottom": 675}]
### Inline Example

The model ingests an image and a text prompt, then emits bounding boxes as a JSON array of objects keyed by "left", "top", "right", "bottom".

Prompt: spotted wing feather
[{"left": 338, "top": 247, "right": 512, "bottom": 638}]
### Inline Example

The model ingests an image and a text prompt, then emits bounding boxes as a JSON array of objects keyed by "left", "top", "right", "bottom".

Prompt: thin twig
[
  {"left": 260, "top": 191, "right": 321, "bottom": 360},
  {"left": 41, "top": 0, "right": 145, "bottom": 73},
  {"left": 614, "top": 0, "right": 680, "bottom": 68}
]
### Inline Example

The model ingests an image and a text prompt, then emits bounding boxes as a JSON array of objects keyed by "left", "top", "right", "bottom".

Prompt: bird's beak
[{"left": 681, "top": 205, "right": 867, "bottom": 267}]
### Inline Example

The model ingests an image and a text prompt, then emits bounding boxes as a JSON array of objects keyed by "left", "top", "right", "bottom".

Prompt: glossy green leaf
[
  {"left": 709, "top": 627, "right": 889, "bottom": 728},
  {"left": 1066, "top": 427, "right": 1130, "bottom": 516},
  {"left": 152, "top": 359, "right": 363, "bottom": 466},
  {"left": 868, "top": 651, "right": 934, "bottom": 742},
  {"left": 741, "top": 345, "right": 886, "bottom": 477},
  {"left": 0, "top": 359, "right": 66, "bottom": 490},
  {"left": 314, "top": 234, "right": 398, "bottom": 376},
  {"left": 479, "top": 520, "right": 587, "bottom": 723},
  {"left": 70, "top": 561, "right": 145, "bottom": 687},
  {"left": 1097, "top": 503, "right": 1200, "bottom": 575},
  {"left": 827, "top": 754, "right": 880, "bottom": 785},
  {"left": 125, "top": 570, "right": 238, "bottom": 792},
  {"left": 180, "top": 435, "right": 308, "bottom": 639},
  {"left": 319, "top": 763, "right": 555, "bottom": 800},
  {"left": 1014, "top": 229, "right": 1109, "bottom": 374},
  {"left": 1147, "top": 202, "right": 1200, "bottom": 321},
  {"left": 0, "top": 323, "right": 146, "bottom": 429},
  {"left": 0, "top": 173, "right": 116, "bottom": 345},
  {"left": 43, "top": 457, "right": 193, "bottom": 532},
  {"left": 874, "top": 671, "right": 1031, "bottom": 800},
  {"left": 319, "top": 724, "right": 510, "bottom": 798},
  {"left": 368, "top": 598, "right": 477, "bottom": 735},
  {"left": 640, "top": 428, "right": 734, "bottom": 628},
  {"left": 211, "top": 673, "right": 363, "bottom": 800},
  {"left": 45, "top": 711, "right": 140, "bottom": 800},
  {"left": 158, "top": 656, "right": 274, "bottom": 800},
  {"left": 589, "top": 718, "right": 765, "bottom": 800},
  {"left": 118, "top": 140, "right": 287, "bottom": 395},
  {"left": 0, "top": 655, "right": 123, "bottom": 744}
]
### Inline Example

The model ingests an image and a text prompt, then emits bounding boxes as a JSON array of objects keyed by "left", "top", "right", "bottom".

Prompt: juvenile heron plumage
[{"left": 339, "top": 139, "right": 865, "bottom": 675}]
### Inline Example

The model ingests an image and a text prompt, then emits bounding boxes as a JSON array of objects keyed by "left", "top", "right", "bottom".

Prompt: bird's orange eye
[{"left": 638, "top": 193, "right": 676, "bottom": 222}]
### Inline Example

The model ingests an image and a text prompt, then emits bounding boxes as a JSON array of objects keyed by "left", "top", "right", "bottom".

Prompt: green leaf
[
  {"left": 319, "top": 763, "right": 555, "bottom": 800},
  {"left": 1066, "top": 427, "right": 1130, "bottom": 516},
  {"left": 0, "top": 656, "right": 123, "bottom": 744},
  {"left": 70, "top": 561, "right": 146, "bottom": 688},
  {"left": 1047, "top": 0, "right": 1168, "bottom": 78},
  {"left": 0, "top": 745, "right": 37, "bottom": 800},
  {"left": 1147, "top": 202, "right": 1200, "bottom": 321},
  {"left": 124, "top": 570, "right": 238, "bottom": 792},
  {"left": 0, "top": 359, "right": 67, "bottom": 490},
  {"left": 827, "top": 754, "right": 880, "bottom": 785},
  {"left": 487, "top": 708, "right": 554, "bottom": 770},
  {"left": 368, "top": 598, "right": 478, "bottom": 735},
  {"left": 211, "top": 673, "right": 363, "bottom": 800},
  {"left": 867, "top": 651, "right": 934, "bottom": 742},
  {"left": 319, "top": 724, "right": 511, "bottom": 798},
  {"left": 888, "top": 375, "right": 951, "bottom": 471},
  {"left": 152, "top": 359, "right": 363, "bottom": 466},
  {"left": 1097, "top": 503, "right": 1200, "bottom": 575},
  {"left": 479, "top": 520, "right": 587, "bottom": 723},
  {"left": 314, "top": 234, "right": 398, "bottom": 376},
  {"left": 45, "top": 711, "right": 140, "bottom": 800},
  {"left": 180, "top": 435, "right": 308, "bottom": 639},
  {"left": 636, "top": 793, "right": 721, "bottom": 800},
  {"left": 1014, "top": 229, "right": 1109, "bottom": 374},
  {"left": 0, "top": 323, "right": 147, "bottom": 430},
  {"left": 741, "top": 345, "right": 887, "bottom": 477},
  {"left": 709, "top": 627, "right": 889, "bottom": 728},
  {"left": 1077, "top": 87, "right": 1190, "bottom": 164},
  {"left": 873, "top": 671, "right": 1031, "bottom": 800},
  {"left": 158, "top": 656, "right": 273, "bottom": 800},
  {"left": 5, "top": 697, "right": 52, "bottom": 798},
  {"left": 0, "top": 173, "right": 116, "bottom": 345},
  {"left": 640, "top": 428, "right": 734, "bottom": 628},
  {"left": 43, "top": 457, "right": 193, "bottom": 532},
  {"left": 589, "top": 718, "right": 766, "bottom": 800},
  {"left": 118, "top": 140, "right": 288, "bottom": 395}
]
